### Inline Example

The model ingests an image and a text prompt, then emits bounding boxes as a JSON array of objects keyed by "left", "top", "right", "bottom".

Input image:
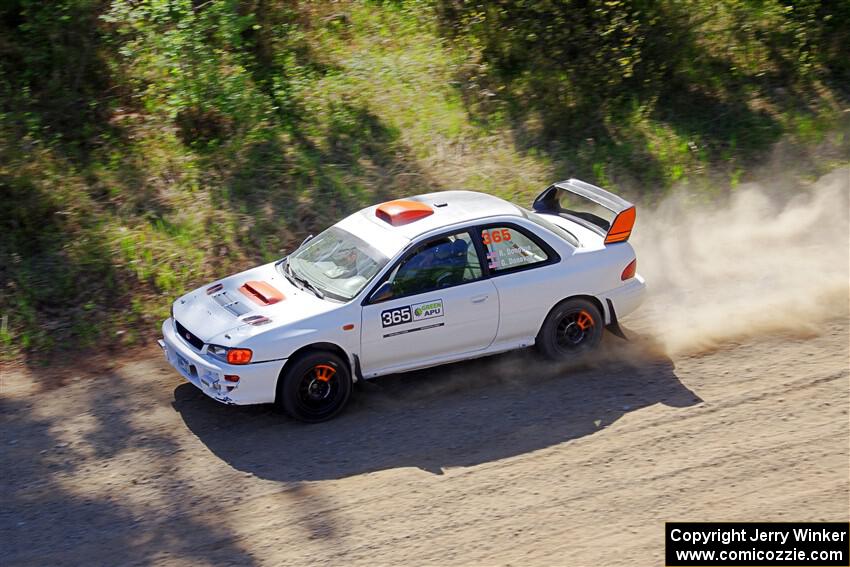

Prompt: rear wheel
[
  {"left": 277, "top": 351, "right": 352, "bottom": 422},
  {"left": 536, "top": 298, "right": 604, "bottom": 360}
]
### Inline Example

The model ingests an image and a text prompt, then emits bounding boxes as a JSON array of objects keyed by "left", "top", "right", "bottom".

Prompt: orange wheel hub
[
  {"left": 314, "top": 364, "right": 336, "bottom": 383},
  {"left": 576, "top": 310, "right": 594, "bottom": 331}
]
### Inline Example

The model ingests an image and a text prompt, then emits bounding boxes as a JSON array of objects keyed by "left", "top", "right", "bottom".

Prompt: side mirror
[{"left": 370, "top": 281, "right": 394, "bottom": 303}]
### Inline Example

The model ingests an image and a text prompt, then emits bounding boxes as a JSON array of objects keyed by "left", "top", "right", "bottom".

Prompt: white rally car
[{"left": 160, "top": 179, "right": 645, "bottom": 421}]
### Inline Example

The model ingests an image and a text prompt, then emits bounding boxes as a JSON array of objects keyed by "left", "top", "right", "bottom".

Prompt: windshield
[{"left": 284, "top": 226, "right": 390, "bottom": 301}]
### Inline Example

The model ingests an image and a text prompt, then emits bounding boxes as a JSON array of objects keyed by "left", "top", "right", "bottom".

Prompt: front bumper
[{"left": 159, "top": 318, "right": 285, "bottom": 405}]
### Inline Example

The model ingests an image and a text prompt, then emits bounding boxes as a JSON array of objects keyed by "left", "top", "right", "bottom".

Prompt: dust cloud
[{"left": 630, "top": 167, "right": 850, "bottom": 356}]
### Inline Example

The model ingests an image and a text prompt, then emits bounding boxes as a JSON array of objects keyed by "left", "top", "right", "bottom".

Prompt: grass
[{"left": 1, "top": 0, "right": 848, "bottom": 361}]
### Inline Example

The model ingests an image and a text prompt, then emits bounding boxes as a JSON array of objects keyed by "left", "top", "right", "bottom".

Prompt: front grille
[{"left": 174, "top": 320, "right": 204, "bottom": 350}]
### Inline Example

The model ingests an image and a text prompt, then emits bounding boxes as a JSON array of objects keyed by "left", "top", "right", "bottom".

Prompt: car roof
[
  {"left": 366, "top": 190, "right": 522, "bottom": 238},
  {"left": 334, "top": 190, "right": 524, "bottom": 259}
]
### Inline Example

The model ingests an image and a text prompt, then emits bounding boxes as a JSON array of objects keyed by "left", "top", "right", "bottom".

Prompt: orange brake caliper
[
  {"left": 314, "top": 364, "right": 336, "bottom": 383},
  {"left": 576, "top": 311, "right": 594, "bottom": 331}
]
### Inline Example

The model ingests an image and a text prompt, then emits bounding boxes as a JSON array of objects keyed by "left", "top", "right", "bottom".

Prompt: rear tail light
[
  {"left": 226, "top": 348, "right": 253, "bottom": 365},
  {"left": 621, "top": 259, "right": 637, "bottom": 280}
]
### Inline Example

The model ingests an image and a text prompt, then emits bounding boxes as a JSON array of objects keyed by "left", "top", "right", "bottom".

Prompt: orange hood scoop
[{"left": 239, "top": 280, "right": 285, "bottom": 306}]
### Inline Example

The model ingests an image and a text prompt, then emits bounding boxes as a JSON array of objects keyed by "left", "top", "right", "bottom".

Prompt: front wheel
[
  {"left": 277, "top": 351, "right": 352, "bottom": 422},
  {"left": 536, "top": 298, "right": 604, "bottom": 360}
]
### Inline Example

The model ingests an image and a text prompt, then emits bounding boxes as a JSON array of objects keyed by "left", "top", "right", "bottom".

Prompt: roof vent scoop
[{"left": 375, "top": 200, "right": 434, "bottom": 226}]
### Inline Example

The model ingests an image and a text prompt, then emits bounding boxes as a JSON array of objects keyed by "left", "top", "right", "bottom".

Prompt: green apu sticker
[{"left": 412, "top": 299, "right": 443, "bottom": 321}]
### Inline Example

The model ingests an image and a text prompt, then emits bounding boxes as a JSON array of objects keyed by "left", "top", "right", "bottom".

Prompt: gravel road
[{"left": 2, "top": 317, "right": 848, "bottom": 566}]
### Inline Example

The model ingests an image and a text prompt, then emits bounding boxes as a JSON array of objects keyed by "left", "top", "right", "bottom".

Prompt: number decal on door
[
  {"left": 381, "top": 306, "right": 412, "bottom": 328},
  {"left": 381, "top": 299, "right": 444, "bottom": 328},
  {"left": 481, "top": 228, "right": 512, "bottom": 245}
]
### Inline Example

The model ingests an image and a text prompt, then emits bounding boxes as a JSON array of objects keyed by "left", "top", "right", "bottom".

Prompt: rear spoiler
[{"left": 532, "top": 178, "right": 636, "bottom": 244}]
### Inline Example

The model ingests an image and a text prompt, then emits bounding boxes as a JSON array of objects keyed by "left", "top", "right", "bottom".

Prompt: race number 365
[
  {"left": 482, "top": 228, "right": 512, "bottom": 245},
  {"left": 381, "top": 306, "right": 412, "bottom": 327}
]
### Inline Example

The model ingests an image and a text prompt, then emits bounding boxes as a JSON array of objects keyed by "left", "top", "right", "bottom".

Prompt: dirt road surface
[{"left": 2, "top": 317, "right": 848, "bottom": 566}]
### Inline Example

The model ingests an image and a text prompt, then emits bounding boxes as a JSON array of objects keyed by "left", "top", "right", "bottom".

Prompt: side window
[
  {"left": 381, "top": 232, "right": 482, "bottom": 300},
  {"left": 481, "top": 226, "right": 549, "bottom": 272}
]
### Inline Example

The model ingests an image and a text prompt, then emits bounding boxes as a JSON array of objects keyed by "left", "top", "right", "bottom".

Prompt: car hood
[{"left": 172, "top": 261, "right": 339, "bottom": 346}]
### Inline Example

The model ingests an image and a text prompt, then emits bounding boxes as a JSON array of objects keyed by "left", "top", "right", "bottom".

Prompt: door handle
[{"left": 471, "top": 294, "right": 489, "bottom": 303}]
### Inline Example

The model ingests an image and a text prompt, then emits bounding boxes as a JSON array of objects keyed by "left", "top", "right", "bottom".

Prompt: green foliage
[
  {"left": 102, "top": 0, "right": 271, "bottom": 145},
  {"left": 436, "top": 0, "right": 848, "bottom": 182},
  {"left": 0, "top": 0, "right": 847, "bottom": 360}
]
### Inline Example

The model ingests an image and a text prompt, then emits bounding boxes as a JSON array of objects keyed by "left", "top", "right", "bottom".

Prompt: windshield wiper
[
  {"left": 279, "top": 258, "right": 299, "bottom": 288},
  {"left": 298, "top": 277, "right": 325, "bottom": 300},
  {"left": 284, "top": 259, "right": 324, "bottom": 299},
  {"left": 281, "top": 257, "right": 298, "bottom": 285}
]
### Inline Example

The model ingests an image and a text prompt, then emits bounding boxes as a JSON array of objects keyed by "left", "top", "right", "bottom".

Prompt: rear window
[
  {"left": 520, "top": 208, "right": 580, "bottom": 247},
  {"left": 481, "top": 226, "right": 549, "bottom": 272}
]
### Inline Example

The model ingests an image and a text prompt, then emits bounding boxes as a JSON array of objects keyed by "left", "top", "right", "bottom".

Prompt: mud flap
[{"left": 605, "top": 298, "right": 628, "bottom": 340}]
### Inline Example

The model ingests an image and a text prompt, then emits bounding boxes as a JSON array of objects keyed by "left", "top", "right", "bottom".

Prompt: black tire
[
  {"left": 276, "top": 351, "right": 352, "bottom": 422},
  {"left": 536, "top": 298, "right": 604, "bottom": 360}
]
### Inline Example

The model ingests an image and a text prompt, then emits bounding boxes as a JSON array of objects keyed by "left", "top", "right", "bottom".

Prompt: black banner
[{"left": 666, "top": 522, "right": 849, "bottom": 566}]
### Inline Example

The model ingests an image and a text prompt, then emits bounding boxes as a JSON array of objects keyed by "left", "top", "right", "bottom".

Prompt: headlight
[
  {"left": 207, "top": 345, "right": 253, "bottom": 365},
  {"left": 207, "top": 345, "right": 228, "bottom": 360}
]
